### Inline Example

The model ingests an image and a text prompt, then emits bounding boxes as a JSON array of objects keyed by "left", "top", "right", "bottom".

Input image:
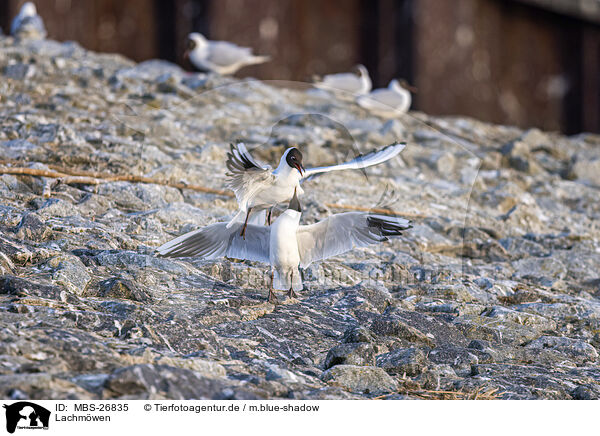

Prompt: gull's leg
[
  {"left": 268, "top": 270, "right": 279, "bottom": 304},
  {"left": 240, "top": 207, "right": 252, "bottom": 239},
  {"left": 287, "top": 270, "right": 298, "bottom": 299},
  {"left": 267, "top": 207, "right": 273, "bottom": 226}
]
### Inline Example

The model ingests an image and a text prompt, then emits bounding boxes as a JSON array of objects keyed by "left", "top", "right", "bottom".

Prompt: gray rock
[
  {"left": 370, "top": 309, "right": 466, "bottom": 347},
  {"left": 500, "top": 132, "right": 545, "bottom": 175},
  {"left": 15, "top": 213, "right": 50, "bottom": 241},
  {"left": 3, "top": 63, "right": 34, "bottom": 80},
  {"left": 0, "top": 139, "right": 37, "bottom": 160},
  {"left": 427, "top": 346, "right": 491, "bottom": 373},
  {"left": 341, "top": 325, "right": 377, "bottom": 344},
  {"left": 49, "top": 255, "right": 91, "bottom": 295},
  {"left": 321, "top": 365, "right": 399, "bottom": 395},
  {"left": 104, "top": 364, "right": 243, "bottom": 399},
  {"left": 376, "top": 348, "right": 426, "bottom": 376},
  {"left": 568, "top": 157, "right": 600, "bottom": 186},
  {"left": 91, "top": 277, "right": 152, "bottom": 302},
  {"left": 571, "top": 385, "right": 600, "bottom": 400},
  {"left": 525, "top": 336, "right": 598, "bottom": 364},
  {"left": 512, "top": 256, "right": 567, "bottom": 286},
  {"left": 323, "top": 343, "right": 377, "bottom": 369},
  {"left": 0, "top": 275, "right": 62, "bottom": 300}
]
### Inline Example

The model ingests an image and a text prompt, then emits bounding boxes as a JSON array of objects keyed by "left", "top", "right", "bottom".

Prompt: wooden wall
[{"left": 2, "top": 0, "right": 158, "bottom": 62}]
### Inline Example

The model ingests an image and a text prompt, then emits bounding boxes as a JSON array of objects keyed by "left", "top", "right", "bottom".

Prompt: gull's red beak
[
  {"left": 183, "top": 49, "right": 190, "bottom": 60},
  {"left": 294, "top": 163, "right": 305, "bottom": 176}
]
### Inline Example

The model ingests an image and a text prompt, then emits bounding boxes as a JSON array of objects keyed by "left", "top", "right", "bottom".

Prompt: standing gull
[
  {"left": 157, "top": 190, "right": 411, "bottom": 303},
  {"left": 184, "top": 32, "right": 270, "bottom": 75},
  {"left": 225, "top": 141, "right": 406, "bottom": 237},
  {"left": 356, "top": 79, "right": 414, "bottom": 117},
  {"left": 314, "top": 65, "right": 372, "bottom": 96},
  {"left": 10, "top": 2, "right": 46, "bottom": 40}
]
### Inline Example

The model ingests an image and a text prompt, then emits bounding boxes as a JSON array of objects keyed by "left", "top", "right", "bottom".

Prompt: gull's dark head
[
  {"left": 288, "top": 188, "right": 302, "bottom": 212},
  {"left": 185, "top": 33, "right": 207, "bottom": 59},
  {"left": 353, "top": 64, "right": 368, "bottom": 78},
  {"left": 285, "top": 147, "right": 304, "bottom": 176},
  {"left": 184, "top": 36, "right": 196, "bottom": 60},
  {"left": 396, "top": 79, "right": 418, "bottom": 93}
]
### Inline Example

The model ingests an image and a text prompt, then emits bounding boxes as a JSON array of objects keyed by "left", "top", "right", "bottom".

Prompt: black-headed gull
[
  {"left": 10, "top": 2, "right": 46, "bottom": 40},
  {"left": 357, "top": 79, "right": 415, "bottom": 116},
  {"left": 157, "top": 190, "right": 411, "bottom": 303},
  {"left": 314, "top": 64, "right": 372, "bottom": 96},
  {"left": 225, "top": 141, "right": 406, "bottom": 237},
  {"left": 184, "top": 32, "right": 270, "bottom": 75}
]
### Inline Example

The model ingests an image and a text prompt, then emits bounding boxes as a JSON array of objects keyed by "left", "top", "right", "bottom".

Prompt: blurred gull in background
[
  {"left": 314, "top": 64, "right": 372, "bottom": 96},
  {"left": 357, "top": 79, "right": 414, "bottom": 117},
  {"left": 10, "top": 2, "right": 46, "bottom": 40},
  {"left": 184, "top": 32, "right": 271, "bottom": 75}
]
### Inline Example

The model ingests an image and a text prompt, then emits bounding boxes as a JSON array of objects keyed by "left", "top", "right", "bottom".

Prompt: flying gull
[{"left": 225, "top": 141, "right": 406, "bottom": 237}]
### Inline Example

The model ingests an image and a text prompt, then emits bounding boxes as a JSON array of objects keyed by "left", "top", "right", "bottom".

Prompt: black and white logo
[{"left": 3, "top": 402, "right": 50, "bottom": 434}]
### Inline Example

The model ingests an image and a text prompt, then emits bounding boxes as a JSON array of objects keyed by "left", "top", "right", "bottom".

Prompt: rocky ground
[{"left": 0, "top": 36, "right": 599, "bottom": 400}]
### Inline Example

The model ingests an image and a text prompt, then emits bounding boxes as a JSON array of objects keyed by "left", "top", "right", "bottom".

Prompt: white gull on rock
[
  {"left": 11, "top": 2, "right": 46, "bottom": 40},
  {"left": 314, "top": 64, "right": 372, "bottom": 96},
  {"left": 185, "top": 32, "right": 270, "bottom": 75},
  {"left": 357, "top": 79, "right": 413, "bottom": 117}
]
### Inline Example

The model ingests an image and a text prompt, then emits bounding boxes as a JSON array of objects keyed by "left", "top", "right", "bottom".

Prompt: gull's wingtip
[{"left": 389, "top": 141, "right": 407, "bottom": 153}]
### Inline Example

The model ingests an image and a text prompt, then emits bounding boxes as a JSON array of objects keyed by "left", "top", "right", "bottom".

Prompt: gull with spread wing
[
  {"left": 157, "top": 190, "right": 411, "bottom": 303},
  {"left": 225, "top": 141, "right": 406, "bottom": 238}
]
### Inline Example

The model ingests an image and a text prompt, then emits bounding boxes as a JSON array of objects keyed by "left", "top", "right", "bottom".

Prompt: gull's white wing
[
  {"left": 302, "top": 142, "right": 406, "bottom": 179},
  {"left": 225, "top": 143, "right": 274, "bottom": 209},
  {"left": 156, "top": 221, "right": 270, "bottom": 263},
  {"left": 226, "top": 142, "right": 271, "bottom": 172},
  {"left": 315, "top": 73, "right": 361, "bottom": 93},
  {"left": 10, "top": 15, "right": 23, "bottom": 35},
  {"left": 12, "top": 15, "right": 45, "bottom": 37},
  {"left": 296, "top": 213, "right": 411, "bottom": 267},
  {"left": 208, "top": 41, "right": 254, "bottom": 67},
  {"left": 357, "top": 89, "right": 411, "bottom": 114}
]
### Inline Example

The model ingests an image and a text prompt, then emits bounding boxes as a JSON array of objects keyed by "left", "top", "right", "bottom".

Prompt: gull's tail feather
[
  {"left": 272, "top": 268, "right": 302, "bottom": 291},
  {"left": 248, "top": 209, "right": 266, "bottom": 225},
  {"left": 247, "top": 55, "right": 271, "bottom": 66}
]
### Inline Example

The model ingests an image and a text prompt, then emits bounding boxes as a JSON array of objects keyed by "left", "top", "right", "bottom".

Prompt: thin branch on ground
[
  {"left": 373, "top": 387, "right": 500, "bottom": 400},
  {"left": 0, "top": 165, "right": 234, "bottom": 197},
  {"left": 0, "top": 163, "right": 427, "bottom": 217}
]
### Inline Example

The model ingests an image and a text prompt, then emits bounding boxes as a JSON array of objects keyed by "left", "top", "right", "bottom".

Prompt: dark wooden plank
[
  {"left": 207, "top": 0, "right": 362, "bottom": 80},
  {"left": 414, "top": 0, "right": 576, "bottom": 132},
  {"left": 7, "top": 0, "right": 158, "bottom": 62}
]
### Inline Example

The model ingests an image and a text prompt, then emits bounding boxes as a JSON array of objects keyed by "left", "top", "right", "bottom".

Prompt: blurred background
[{"left": 0, "top": 0, "right": 597, "bottom": 134}]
